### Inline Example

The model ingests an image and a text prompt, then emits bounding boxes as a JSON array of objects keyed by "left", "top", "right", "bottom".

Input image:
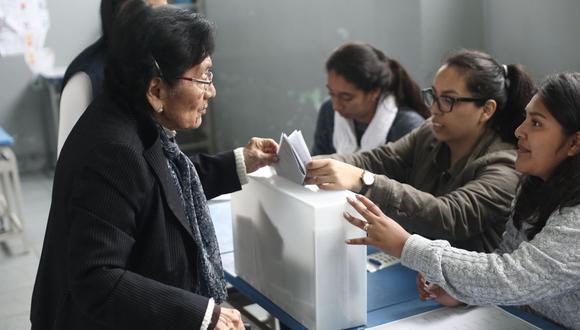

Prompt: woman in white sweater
[{"left": 343, "top": 72, "right": 580, "bottom": 329}]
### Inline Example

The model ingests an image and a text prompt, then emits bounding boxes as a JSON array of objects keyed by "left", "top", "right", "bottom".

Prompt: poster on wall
[{"left": 0, "top": 0, "right": 52, "bottom": 73}]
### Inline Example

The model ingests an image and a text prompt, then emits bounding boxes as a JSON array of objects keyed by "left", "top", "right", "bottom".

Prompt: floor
[
  {"left": 0, "top": 172, "right": 275, "bottom": 330},
  {"left": 0, "top": 172, "right": 51, "bottom": 330}
]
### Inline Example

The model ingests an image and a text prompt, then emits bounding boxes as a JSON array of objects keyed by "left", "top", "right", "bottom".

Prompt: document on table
[
  {"left": 368, "top": 305, "right": 540, "bottom": 330},
  {"left": 273, "top": 130, "right": 312, "bottom": 185}
]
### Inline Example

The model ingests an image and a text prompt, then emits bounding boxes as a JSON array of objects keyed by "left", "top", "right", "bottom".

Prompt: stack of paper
[{"left": 273, "top": 130, "right": 312, "bottom": 184}]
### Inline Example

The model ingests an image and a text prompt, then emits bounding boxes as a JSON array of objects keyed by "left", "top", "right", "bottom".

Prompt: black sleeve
[{"left": 191, "top": 150, "right": 242, "bottom": 199}]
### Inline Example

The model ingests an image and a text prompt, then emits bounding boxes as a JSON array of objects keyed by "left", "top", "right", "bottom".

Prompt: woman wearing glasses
[
  {"left": 305, "top": 49, "right": 535, "bottom": 252},
  {"left": 311, "top": 42, "right": 429, "bottom": 156},
  {"left": 345, "top": 72, "right": 580, "bottom": 329},
  {"left": 32, "top": 2, "right": 276, "bottom": 329}
]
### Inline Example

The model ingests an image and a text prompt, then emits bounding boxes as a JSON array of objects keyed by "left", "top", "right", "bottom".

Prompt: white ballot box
[{"left": 231, "top": 168, "right": 367, "bottom": 330}]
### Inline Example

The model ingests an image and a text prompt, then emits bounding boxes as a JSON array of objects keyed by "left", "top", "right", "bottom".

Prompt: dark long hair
[
  {"left": 512, "top": 73, "right": 580, "bottom": 239},
  {"left": 443, "top": 49, "right": 536, "bottom": 145},
  {"left": 326, "top": 43, "right": 429, "bottom": 118},
  {"left": 105, "top": 0, "right": 214, "bottom": 113},
  {"left": 100, "top": 0, "right": 131, "bottom": 46}
]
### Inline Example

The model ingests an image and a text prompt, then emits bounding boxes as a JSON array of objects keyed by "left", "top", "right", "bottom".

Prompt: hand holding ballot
[
  {"left": 273, "top": 130, "right": 312, "bottom": 184},
  {"left": 304, "top": 158, "right": 366, "bottom": 191},
  {"left": 243, "top": 137, "right": 279, "bottom": 173}
]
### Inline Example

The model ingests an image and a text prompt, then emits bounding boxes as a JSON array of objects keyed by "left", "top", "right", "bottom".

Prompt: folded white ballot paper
[{"left": 273, "top": 130, "right": 312, "bottom": 184}]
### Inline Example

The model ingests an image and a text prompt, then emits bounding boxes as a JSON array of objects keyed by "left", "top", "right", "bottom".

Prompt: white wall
[
  {"left": 0, "top": 0, "right": 100, "bottom": 172},
  {"left": 483, "top": 0, "right": 580, "bottom": 80}
]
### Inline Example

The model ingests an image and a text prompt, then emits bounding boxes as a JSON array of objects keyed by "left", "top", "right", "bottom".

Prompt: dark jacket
[
  {"left": 311, "top": 98, "right": 425, "bottom": 156},
  {"left": 31, "top": 93, "right": 240, "bottom": 329}
]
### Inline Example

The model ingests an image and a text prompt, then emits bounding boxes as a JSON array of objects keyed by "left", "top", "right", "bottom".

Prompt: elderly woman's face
[{"left": 157, "top": 57, "right": 216, "bottom": 131}]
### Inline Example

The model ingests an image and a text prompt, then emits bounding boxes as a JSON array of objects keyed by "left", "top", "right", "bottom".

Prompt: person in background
[
  {"left": 32, "top": 2, "right": 276, "bottom": 329},
  {"left": 344, "top": 72, "right": 580, "bottom": 330},
  {"left": 306, "top": 49, "right": 536, "bottom": 252},
  {"left": 58, "top": 0, "right": 167, "bottom": 154},
  {"left": 311, "top": 42, "right": 429, "bottom": 156}
]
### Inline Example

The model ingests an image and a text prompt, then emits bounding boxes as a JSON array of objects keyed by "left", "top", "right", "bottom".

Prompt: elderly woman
[{"left": 31, "top": 2, "right": 275, "bottom": 329}]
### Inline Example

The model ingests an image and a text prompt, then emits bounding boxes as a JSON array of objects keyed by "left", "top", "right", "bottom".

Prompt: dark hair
[
  {"left": 443, "top": 49, "right": 536, "bottom": 145},
  {"left": 512, "top": 73, "right": 580, "bottom": 239},
  {"left": 105, "top": 0, "right": 215, "bottom": 112},
  {"left": 100, "top": 0, "right": 131, "bottom": 46},
  {"left": 326, "top": 43, "right": 429, "bottom": 118}
]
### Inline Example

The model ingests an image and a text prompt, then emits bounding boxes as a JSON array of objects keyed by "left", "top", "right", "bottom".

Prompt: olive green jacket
[{"left": 333, "top": 123, "right": 520, "bottom": 252}]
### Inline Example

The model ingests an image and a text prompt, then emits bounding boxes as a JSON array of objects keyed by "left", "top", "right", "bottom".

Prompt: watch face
[{"left": 362, "top": 171, "right": 375, "bottom": 186}]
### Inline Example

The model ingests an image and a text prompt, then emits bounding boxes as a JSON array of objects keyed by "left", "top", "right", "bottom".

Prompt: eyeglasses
[
  {"left": 422, "top": 88, "right": 486, "bottom": 113},
  {"left": 177, "top": 71, "right": 213, "bottom": 91}
]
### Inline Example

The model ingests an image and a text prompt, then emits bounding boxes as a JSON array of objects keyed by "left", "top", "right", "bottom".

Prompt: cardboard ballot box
[{"left": 231, "top": 168, "right": 367, "bottom": 330}]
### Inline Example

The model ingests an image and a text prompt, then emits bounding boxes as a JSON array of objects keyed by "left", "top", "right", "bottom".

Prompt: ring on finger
[{"left": 363, "top": 222, "right": 370, "bottom": 232}]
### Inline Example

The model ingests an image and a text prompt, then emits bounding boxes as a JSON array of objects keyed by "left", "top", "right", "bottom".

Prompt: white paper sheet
[
  {"left": 368, "top": 306, "right": 540, "bottom": 330},
  {"left": 273, "top": 130, "right": 312, "bottom": 185}
]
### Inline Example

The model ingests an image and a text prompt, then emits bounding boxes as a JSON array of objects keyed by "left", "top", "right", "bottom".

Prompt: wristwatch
[{"left": 359, "top": 170, "right": 375, "bottom": 195}]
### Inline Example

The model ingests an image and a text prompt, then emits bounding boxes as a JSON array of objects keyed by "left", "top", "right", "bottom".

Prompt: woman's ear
[
  {"left": 567, "top": 132, "right": 580, "bottom": 157},
  {"left": 370, "top": 88, "right": 381, "bottom": 102},
  {"left": 146, "top": 77, "right": 165, "bottom": 113},
  {"left": 480, "top": 99, "right": 497, "bottom": 124}
]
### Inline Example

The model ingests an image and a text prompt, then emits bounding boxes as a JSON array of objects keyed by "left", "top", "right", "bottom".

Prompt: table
[{"left": 209, "top": 199, "right": 563, "bottom": 329}]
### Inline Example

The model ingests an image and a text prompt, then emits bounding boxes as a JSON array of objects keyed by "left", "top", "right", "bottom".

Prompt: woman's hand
[
  {"left": 304, "top": 158, "right": 364, "bottom": 191},
  {"left": 416, "top": 273, "right": 464, "bottom": 307},
  {"left": 243, "top": 137, "right": 279, "bottom": 173},
  {"left": 215, "top": 307, "right": 244, "bottom": 330},
  {"left": 344, "top": 194, "right": 410, "bottom": 258}
]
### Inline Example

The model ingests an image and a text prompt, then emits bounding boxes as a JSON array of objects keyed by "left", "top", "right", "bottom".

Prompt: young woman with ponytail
[
  {"left": 306, "top": 49, "right": 536, "bottom": 253},
  {"left": 311, "top": 42, "right": 429, "bottom": 156}
]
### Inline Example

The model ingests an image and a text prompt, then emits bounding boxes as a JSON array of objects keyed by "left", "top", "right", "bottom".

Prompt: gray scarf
[{"left": 158, "top": 126, "right": 227, "bottom": 303}]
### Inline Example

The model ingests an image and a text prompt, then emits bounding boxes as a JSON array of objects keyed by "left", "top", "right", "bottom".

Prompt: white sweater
[{"left": 401, "top": 204, "right": 580, "bottom": 329}]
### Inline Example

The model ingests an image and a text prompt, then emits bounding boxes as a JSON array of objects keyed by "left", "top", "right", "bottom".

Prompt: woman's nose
[{"left": 205, "top": 82, "right": 216, "bottom": 99}]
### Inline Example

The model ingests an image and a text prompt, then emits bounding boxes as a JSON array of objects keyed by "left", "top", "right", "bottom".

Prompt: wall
[
  {"left": 206, "top": 0, "right": 483, "bottom": 152},
  {"left": 483, "top": 0, "right": 580, "bottom": 80},
  {"left": 0, "top": 0, "right": 100, "bottom": 172},
  {"left": 3, "top": 0, "right": 580, "bottom": 170}
]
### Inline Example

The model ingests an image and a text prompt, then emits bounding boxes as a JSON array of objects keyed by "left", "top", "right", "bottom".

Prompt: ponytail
[
  {"left": 493, "top": 64, "right": 536, "bottom": 144},
  {"left": 444, "top": 49, "right": 536, "bottom": 145},
  {"left": 388, "top": 59, "right": 429, "bottom": 118}
]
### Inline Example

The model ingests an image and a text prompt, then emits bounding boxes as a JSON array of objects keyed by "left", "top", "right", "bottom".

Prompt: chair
[
  {"left": 57, "top": 72, "right": 93, "bottom": 156},
  {"left": 0, "top": 127, "right": 29, "bottom": 252}
]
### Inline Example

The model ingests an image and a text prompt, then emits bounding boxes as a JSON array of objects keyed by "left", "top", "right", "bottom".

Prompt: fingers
[
  {"left": 355, "top": 194, "right": 384, "bottom": 218},
  {"left": 416, "top": 273, "right": 432, "bottom": 301},
  {"left": 257, "top": 151, "right": 278, "bottom": 164},
  {"left": 306, "top": 158, "right": 331, "bottom": 171},
  {"left": 345, "top": 236, "right": 369, "bottom": 245},
  {"left": 260, "top": 138, "right": 279, "bottom": 152},
  {"left": 346, "top": 196, "right": 377, "bottom": 224},
  {"left": 219, "top": 308, "right": 243, "bottom": 330},
  {"left": 343, "top": 211, "right": 367, "bottom": 230}
]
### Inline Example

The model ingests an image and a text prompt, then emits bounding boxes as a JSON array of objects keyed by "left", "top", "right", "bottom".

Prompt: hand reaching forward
[
  {"left": 243, "top": 137, "right": 279, "bottom": 173},
  {"left": 304, "top": 158, "right": 364, "bottom": 191},
  {"left": 416, "top": 272, "right": 464, "bottom": 307},
  {"left": 344, "top": 194, "right": 410, "bottom": 258}
]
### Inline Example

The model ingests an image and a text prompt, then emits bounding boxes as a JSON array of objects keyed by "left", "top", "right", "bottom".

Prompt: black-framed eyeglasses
[
  {"left": 422, "top": 88, "right": 486, "bottom": 113},
  {"left": 177, "top": 71, "right": 213, "bottom": 91}
]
